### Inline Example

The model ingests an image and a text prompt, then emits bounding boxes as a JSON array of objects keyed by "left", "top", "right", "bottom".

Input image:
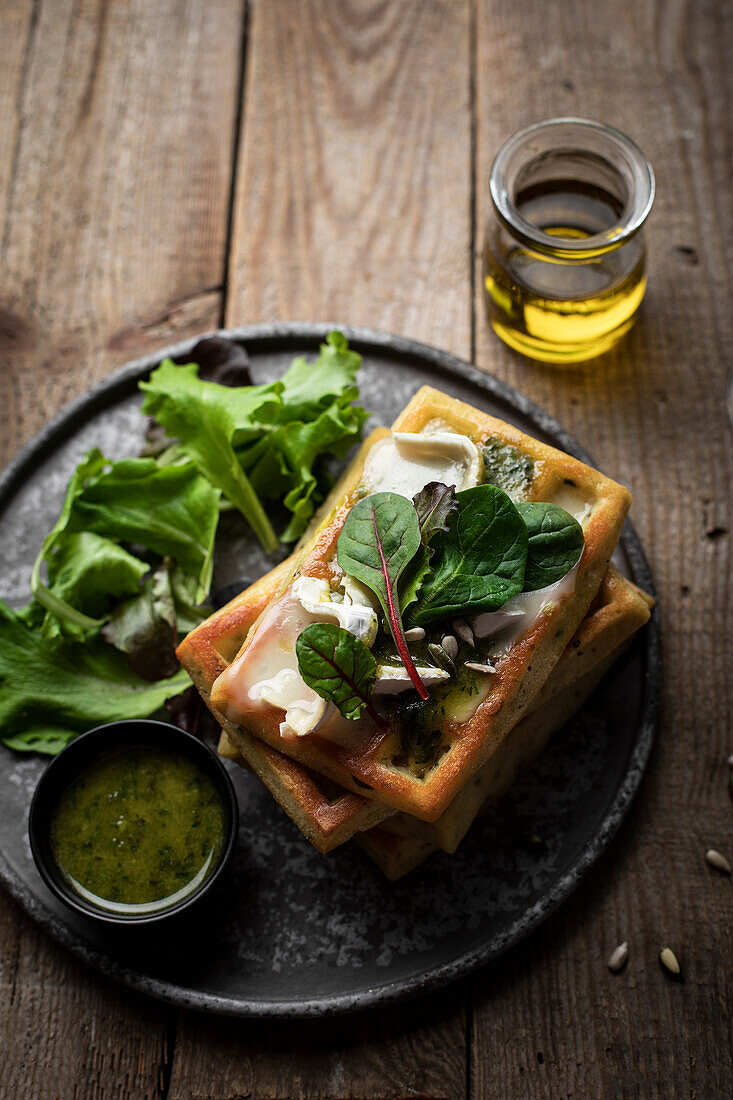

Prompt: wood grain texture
[
  {"left": 0, "top": 1, "right": 242, "bottom": 1097},
  {"left": 0, "top": 0, "right": 243, "bottom": 468},
  {"left": 167, "top": 2, "right": 472, "bottom": 1098},
  {"left": 2, "top": 0, "right": 732, "bottom": 1097},
  {"left": 471, "top": 1, "right": 732, "bottom": 1097},
  {"left": 225, "top": 0, "right": 473, "bottom": 359}
]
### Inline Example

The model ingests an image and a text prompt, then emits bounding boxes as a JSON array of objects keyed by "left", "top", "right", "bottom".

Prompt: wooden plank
[
  {"left": 0, "top": 0, "right": 243, "bottom": 468},
  {"left": 169, "top": 2, "right": 473, "bottom": 1098},
  {"left": 0, "top": 891, "right": 171, "bottom": 1100},
  {"left": 0, "top": 1, "right": 244, "bottom": 1096},
  {"left": 472, "top": 1, "right": 732, "bottom": 1096},
  {"left": 225, "top": 0, "right": 473, "bottom": 359}
]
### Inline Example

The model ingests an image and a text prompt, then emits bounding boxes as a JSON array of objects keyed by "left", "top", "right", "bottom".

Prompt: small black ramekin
[{"left": 28, "top": 719, "right": 239, "bottom": 926}]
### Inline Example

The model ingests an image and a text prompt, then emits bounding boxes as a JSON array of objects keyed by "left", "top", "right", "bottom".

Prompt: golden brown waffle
[
  {"left": 207, "top": 386, "right": 632, "bottom": 820},
  {"left": 378, "top": 566, "right": 654, "bottom": 852},
  {"left": 211, "top": 565, "right": 651, "bottom": 862},
  {"left": 177, "top": 558, "right": 392, "bottom": 853}
]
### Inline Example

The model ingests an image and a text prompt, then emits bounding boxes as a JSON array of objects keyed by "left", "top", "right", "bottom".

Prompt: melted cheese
[
  {"left": 472, "top": 561, "right": 580, "bottom": 654},
  {"left": 361, "top": 431, "right": 482, "bottom": 499},
  {"left": 212, "top": 576, "right": 378, "bottom": 741}
]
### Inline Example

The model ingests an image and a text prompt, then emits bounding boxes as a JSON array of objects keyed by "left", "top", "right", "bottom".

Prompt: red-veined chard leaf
[
  {"left": 295, "top": 623, "right": 387, "bottom": 730},
  {"left": 336, "top": 492, "right": 429, "bottom": 699}
]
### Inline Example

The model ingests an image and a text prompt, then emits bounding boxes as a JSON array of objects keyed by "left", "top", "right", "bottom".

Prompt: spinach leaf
[
  {"left": 0, "top": 602, "right": 189, "bottom": 755},
  {"left": 337, "top": 492, "right": 428, "bottom": 699},
  {"left": 296, "top": 623, "right": 386, "bottom": 729},
  {"left": 412, "top": 484, "right": 528, "bottom": 625},
  {"left": 398, "top": 544, "right": 431, "bottom": 614},
  {"left": 516, "top": 501, "right": 584, "bottom": 590}
]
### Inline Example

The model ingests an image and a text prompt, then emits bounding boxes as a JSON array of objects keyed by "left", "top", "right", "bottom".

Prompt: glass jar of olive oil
[{"left": 484, "top": 118, "right": 655, "bottom": 364}]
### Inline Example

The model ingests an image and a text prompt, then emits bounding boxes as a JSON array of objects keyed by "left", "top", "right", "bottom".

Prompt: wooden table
[{"left": 1, "top": 2, "right": 731, "bottom": 1097}]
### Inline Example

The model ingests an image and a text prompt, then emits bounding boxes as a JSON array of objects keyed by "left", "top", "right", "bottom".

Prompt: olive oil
[{"left": 485, "top": 179, "right": 647, "bottom": 364}]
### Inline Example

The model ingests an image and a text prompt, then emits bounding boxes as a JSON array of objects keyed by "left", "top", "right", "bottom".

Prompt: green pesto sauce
[
  {"left": 479, "top": 438, "right": 535, "bottom": 498},
  {"left": 50, "top": 747, "right": 225, "bottom": 912}
]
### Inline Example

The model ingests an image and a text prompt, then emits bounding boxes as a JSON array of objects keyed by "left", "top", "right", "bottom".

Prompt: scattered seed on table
[
  {"left": 607, "top": 942, "right": 629, "bottom": 972},
  {"left": 659, "top": 947, "right": 682, "bottom": 978},
  {"left": 705, "top": 849, "right": 731, "bottom": 874}
]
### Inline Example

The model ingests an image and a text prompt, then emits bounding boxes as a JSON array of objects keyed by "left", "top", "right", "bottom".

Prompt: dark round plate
[{"left": 0, "top": 324, "right": 660, "bottom": 1016}]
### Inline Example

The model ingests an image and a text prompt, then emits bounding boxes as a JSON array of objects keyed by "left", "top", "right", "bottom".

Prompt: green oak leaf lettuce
[{"left": 140, "top": 330, "right": 368, "bottom": 549}]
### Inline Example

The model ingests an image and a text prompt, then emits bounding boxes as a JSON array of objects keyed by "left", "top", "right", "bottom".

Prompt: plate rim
[{"left": 0, "top": 322, "right": 661, "bottom": 1017}]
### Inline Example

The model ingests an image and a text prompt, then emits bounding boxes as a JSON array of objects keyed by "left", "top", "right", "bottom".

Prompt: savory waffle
[
  {"left": 207, "top": 386, "right": 632, "bottom": 821},
  {"left": 177, "top": 557, "right": 392, "bottom": 852},
  {"left": 378, "top": 566, "right": 654, "bottom": 851},
  {"left": 356, "top": 612, "right": 651, "bottom": 880},
  {"left": 209, "top": 565, "right": 651, "bottom": 860}
]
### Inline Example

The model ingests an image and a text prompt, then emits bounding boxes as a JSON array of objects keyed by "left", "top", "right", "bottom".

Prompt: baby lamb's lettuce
[{"left": 141, "top": 330, "right": 368, "bottom": 550}]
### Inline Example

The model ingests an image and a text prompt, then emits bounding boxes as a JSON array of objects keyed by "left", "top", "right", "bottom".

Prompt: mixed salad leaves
[
  {"left": 294, "top": 483, "right": 584, "bottom": 726},
  {"left": 0, "top": 332, "right": 368, "bottom": 754}
]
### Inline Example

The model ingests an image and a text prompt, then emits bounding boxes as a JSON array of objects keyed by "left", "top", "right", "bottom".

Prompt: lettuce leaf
[
  {"left": 31, "top": 451, "right": 219, "bottom": 640},
  {"left": 0, "top": 602, "right": 189, "bottom": 755},
  {"left": 140, "top": 331, "right": 367, "bottom": 549}
]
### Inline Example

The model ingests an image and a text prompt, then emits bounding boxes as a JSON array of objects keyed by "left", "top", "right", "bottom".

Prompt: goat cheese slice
[
  {"left": 213, "top": 574, "right": 379, "bottom": 742},
  {"left": 362, "top": 430, "right": 482, "bottom": 499},
  {"left": 472, "top": 562, "right": 580, "bottom": 653}
]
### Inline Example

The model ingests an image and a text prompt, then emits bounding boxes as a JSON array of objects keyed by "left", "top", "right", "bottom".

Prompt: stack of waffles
[{"left": 177, "top": 387, "right": 652, "bottom": 879}]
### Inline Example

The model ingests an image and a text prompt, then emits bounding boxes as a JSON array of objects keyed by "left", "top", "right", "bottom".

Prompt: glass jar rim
[{"left": 489, "top": 117, "right": 655, "bottom": 257}]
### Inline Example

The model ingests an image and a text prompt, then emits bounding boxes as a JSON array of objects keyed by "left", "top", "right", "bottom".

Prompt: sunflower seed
[
  {"left": 428, "top": 643, "right": 456, "bottom": 676},
  {"left": 404, "top": 627, "right": 425, "bottom": 642},
  {"left": 441, "top": 634, "right": 458, "bottom": 659},
  {"left": 607, "top": 942, "right": 629, "bottom": 972},
  {"left": 465, "top": 661, "right": 497, "bottom": 675},
  {"left": 727, "top": 753, "right": 733, "bottom": 768},
  {"left": 452, "top": 618, "right": 474, "bottom": 646},
  {"left": 659, "top": 947, "right": 681, "bottom": 977},
  {"left": 705, "top": 849, "right": 731, "bottom": 874}
]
